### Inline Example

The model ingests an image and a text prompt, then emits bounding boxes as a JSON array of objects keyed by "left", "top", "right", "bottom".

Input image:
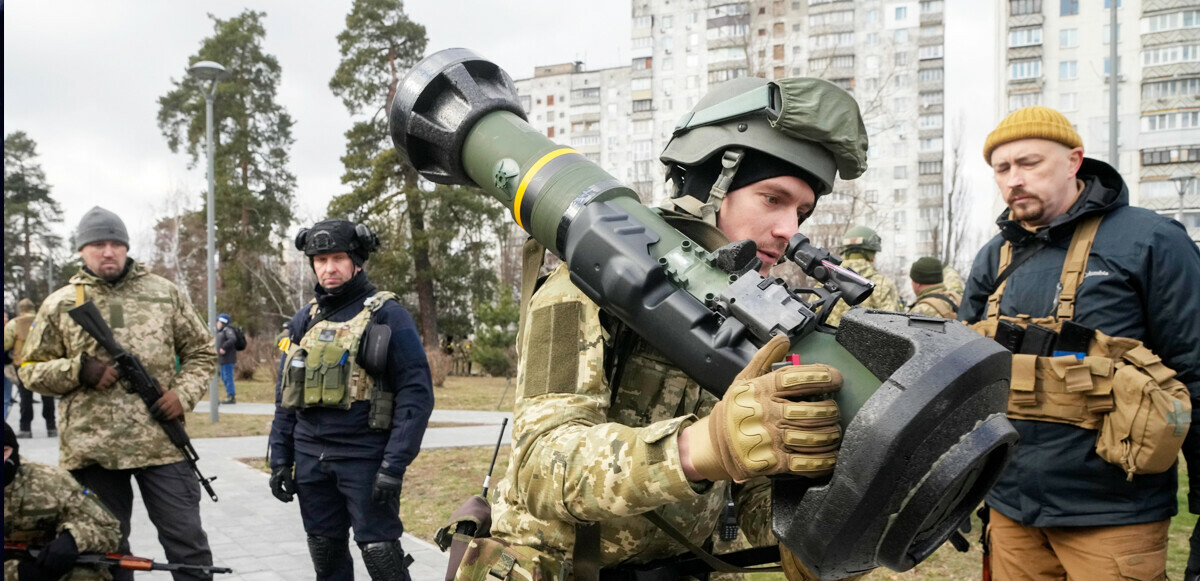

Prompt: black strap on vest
[
  {"left": 987, "top": 240, "right": 1047, "bottom": 297},
  {"left": 926, "top": 293, "right": 960, "bottom": 312}
]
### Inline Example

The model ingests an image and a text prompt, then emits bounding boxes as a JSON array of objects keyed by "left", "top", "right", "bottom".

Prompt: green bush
[{"left": 472, "top": 287, "right": 519, "bottom": 378}]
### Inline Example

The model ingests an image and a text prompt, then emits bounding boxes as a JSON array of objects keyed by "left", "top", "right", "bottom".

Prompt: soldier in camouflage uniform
[
  {"left": 456, "top": 78, "right": 871, "bottom": 581},
  {"left": 906, "top": 257, "right": 960, "bottom": 319},
  {"left": 268, "top": 219, "right": 434, "bottom": 581},
  {"left": 823, "top": 226, "right": 902, "bottom": 326},
  {"left": 17, "top": 207, "right": 217, "bottom": 581},
  {"left": 941, "top": 265, "right": 965, "bottom": 296},
  {"left": 5, "top": 422, "right": 122, "bottom": 581}
]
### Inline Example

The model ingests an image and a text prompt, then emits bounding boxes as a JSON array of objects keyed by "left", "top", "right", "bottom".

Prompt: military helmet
[
  {"left": 841, "top": 225, "right": 882, "bottom": 255},
  {"left": 661, "top": 77, "right": 869, "bottom": 201},
  {"left": 295, "top": 219, "right": 380, "bottom": 265}
]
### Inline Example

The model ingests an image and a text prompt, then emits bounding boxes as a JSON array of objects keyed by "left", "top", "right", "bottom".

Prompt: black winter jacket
[
  {"left": 267, "top": 272, "right": 434, "bottom": 478},
  {"left": 960, "top": 158, "right": 1200, "bottom": 527}
]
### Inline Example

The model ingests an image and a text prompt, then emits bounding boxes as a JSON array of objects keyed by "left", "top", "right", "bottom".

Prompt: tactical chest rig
[
  {"left": 281, "top": 292, "right": 398, "bottom": 430},
  {"left": 970, "top": 215, "right": 1191, "bottom": 478}
]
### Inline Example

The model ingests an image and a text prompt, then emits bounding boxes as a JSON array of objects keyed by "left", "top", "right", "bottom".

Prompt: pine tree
[{"left": 4, "top": 131, "right": 65, "bottom": 305}]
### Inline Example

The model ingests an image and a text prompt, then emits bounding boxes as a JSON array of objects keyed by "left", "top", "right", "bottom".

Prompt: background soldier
[
  {"left": 823, "top": 225, "right": 901, "bottom": 326},
  {"left": 906, "top": 257, "right": 960, "bottom": 319},
  {"left": 5, "top": 422, "right": 122, "bottom": 581},
  {"left": 18, "top": 206, "right": 218, "bottom": 581},
  {"left": 215, "top": 313, "right": 237, "bottom": 404},
  {"left": 455, "top": 77, "right": 869, "bottom": 581},
  {"left": 5, "top": 298, "right": 56, "bottom": 438},
  {"left": 268, "top": 219, "right": 434, "bottom": 581},
  {"left": 961, "top": 107, "right": 1200, "bottom": 579}
]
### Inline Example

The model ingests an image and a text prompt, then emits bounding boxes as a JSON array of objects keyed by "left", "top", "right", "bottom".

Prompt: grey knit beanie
[{"left": 76, "top": 206, "right": 129, "bottom": 250}]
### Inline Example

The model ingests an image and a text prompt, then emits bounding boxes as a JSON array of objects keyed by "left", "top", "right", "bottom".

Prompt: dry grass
[
  {"left": 433, "top": 375, "right": 515, "bottom": 412},
  {"left": 402, "top": 445, "right": 512, "bottom": 544},
  {"left": 185, "top": 413, "right": 274, "bottom": 439}
]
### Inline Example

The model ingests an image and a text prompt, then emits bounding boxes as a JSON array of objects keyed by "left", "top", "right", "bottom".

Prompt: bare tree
[{"left": 930, "top": 113, "right": 973, "bottom": 274}]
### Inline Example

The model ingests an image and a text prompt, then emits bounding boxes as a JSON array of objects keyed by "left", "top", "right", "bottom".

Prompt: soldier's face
[
  {"left": 717, "top": 175, "right": 815, "bottom": 276},
  {"left": 313, "top": 252, "right": 360, "bottom": 290},
  {"left": 990, "top": 139, "right": 1083, "bottom": 229},
  {"left": 80, "top": 240, "right": 129, "bottom": 281}
]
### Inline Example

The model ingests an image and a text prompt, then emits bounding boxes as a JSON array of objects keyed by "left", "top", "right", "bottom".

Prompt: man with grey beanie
[{"left": 19, "top": 206, "right": 219, "bottom": 580}]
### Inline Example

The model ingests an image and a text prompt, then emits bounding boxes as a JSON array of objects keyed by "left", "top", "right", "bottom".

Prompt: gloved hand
[
  {"left": 780, "top": 543, "right": 820, "bottom": 581},
  {"left": 688, "top": 335, "right": 842, "bottom": 482},
  {"left": 371, "top": 470, "right": 403, "bottom": 505},
  {"left": 149, "top": 390, "right": 183, "bottom": 421},
  {"left": 79, "top": 354, "right": 119, "bottom": 390},
  {"left": 269, "top": 465, "right": 296, "bottom": 503},
  {"left": 19, "top": 531, "right": 78, "bottom": 580}
]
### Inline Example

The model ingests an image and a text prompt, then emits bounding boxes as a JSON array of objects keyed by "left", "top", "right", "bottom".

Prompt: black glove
[
  {"left": 371, "top": 470, "right": 403, "bottom": 505},
  {"left": 269, "top": 465, "right": 295, "bottom": 503},
  {"left": 19, "top": 531, "right": 78, "bottom": 580}
]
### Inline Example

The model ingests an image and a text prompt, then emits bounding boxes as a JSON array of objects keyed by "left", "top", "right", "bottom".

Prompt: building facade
[
  {"left": 514, "top": 0, "right": 949, "bottom": 284},
  {"left": 996, "top": 0, "right": 1200, "bottom": 242}
]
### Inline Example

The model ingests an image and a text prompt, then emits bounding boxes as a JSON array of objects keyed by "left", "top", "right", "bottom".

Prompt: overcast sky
[{"left": 3, "top": 1, "right": 997, "bottom": 260}]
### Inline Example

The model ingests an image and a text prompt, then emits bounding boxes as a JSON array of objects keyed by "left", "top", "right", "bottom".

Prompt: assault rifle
[
  {"left": 67, "top": 300, "right": 219, "bottom": 502},
  {"left": 4, "top": 541, "right": 233, "bottom": 575}
]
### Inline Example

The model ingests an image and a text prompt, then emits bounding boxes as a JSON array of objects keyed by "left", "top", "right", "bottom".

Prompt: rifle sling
[{"left": 988, "top": 240, "right": 1046, "bottom": 297}]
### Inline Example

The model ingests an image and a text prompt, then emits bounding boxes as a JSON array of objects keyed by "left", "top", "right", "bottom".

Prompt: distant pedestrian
[
  {"left": 216, "top": 313, "right": 237, "bottom": 405},
  {"left": 3, "top": 310, "right": 12, "bottom": 422},
  {"left": 4, "top": 298, "right": 55, "bottom": 438}
]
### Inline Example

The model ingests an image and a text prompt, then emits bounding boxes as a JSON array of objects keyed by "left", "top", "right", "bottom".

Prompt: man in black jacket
[
  {"left": 267, "top": 219, "right": 434, "bottom": 581},
  {"left": 961, "top": 106, "right": 1200, "bottom": 580},
  {"left": 215, "top": 313, "right": 237, "bottom": 404}
]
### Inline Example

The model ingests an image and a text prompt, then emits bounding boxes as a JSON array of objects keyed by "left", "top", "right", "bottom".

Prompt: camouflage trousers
[{"left": 455, "top": 537, "right": 567, "bottom": 581}]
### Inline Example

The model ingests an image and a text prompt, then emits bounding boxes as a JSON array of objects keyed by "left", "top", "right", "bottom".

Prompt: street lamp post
[
  {"left": 188, "top": 61, "right": 230, "bottom": 423},
  {"left": 1170, "top": 172, "right": 1196, "bottom": 227}
]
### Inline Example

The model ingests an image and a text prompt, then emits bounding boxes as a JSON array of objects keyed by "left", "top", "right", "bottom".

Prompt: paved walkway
[{"left": 16, "top": 405, "right": 513, "bottom": 580}]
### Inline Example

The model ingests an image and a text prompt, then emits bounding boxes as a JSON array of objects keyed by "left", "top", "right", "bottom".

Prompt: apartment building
[
  {"left": 514, "top": 0, "right": 948, "bottom": 278},
  {"left": 997, "top": 0, "right": 1200, "bottom": 242}
]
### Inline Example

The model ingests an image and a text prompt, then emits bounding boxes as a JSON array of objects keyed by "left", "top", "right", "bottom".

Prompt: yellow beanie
[{"left": 983, "top": 106, "right": 1082, "bottom": 163}]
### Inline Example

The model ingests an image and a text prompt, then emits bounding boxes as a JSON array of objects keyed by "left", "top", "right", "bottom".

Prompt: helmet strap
[{"left": 707, "top": 148, "right": 745, "bottom": 208}]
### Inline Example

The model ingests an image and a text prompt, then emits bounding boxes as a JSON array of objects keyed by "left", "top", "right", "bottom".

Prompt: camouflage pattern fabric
[
  {"left": 907, "top": 284, "right": 961, "bottom": 319},
  {"left": 5, "top": 314, "right": 35, "bottom": 366},
  {"left": 942, "top": 266, "right": 965, "bottom": 296},
  {"left": 465, "top": 264, "right": 784, "bottom": 580},
  {"left": 4, "top": 461, "right": 121, "bottom": 580},
  {"left": 17, "top": 261, "right": 217, "bottom": 471},
  {"left": 824, "top": 255, "right": 902, "bottom": 327}
]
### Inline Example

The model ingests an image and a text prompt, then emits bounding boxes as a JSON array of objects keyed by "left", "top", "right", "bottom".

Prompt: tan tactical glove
[{"left": 689, "top": 335, "right": 842, "bottom": 482}]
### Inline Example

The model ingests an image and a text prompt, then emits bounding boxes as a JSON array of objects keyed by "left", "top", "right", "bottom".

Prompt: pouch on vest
[
  {"left": 280, "top": 344, "right": 307, "bottom": 409},
  {"left": 1095, "top": 343, "right": 1192, "bottom": 479},
  {"left": 305, "top": 342, "right": 351, "bottom": 409},
  {"left": 368, "top": 382, "right": 395, "bottom": 431},
  {"left": 454, "top": 537, "right": 564, "bottom": 581}
]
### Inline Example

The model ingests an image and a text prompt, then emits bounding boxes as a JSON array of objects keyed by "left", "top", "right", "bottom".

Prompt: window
[
  {"left": 920, "top": 137, "right": 944, "bottom": 151},
  {"left": 1142, "top": 110, "right": 1200, "bottom": 131},
  {"left": 1010, "top": 0, "right": 1041, "bottom": 16},
  {"left": 1059, "top": 92, "right": 1077, "bottom": 111},
  {"left": 921, "top": 25, "right": 941, "bottom": 37},
  {"left": 662, "top": 56, "right": 673, "bottom": 71},
  {"left": 1104, "top": 56, "right": 1124, "bottom": 74},
  {"left": 1103, "top": 0, "right": 1121, "bottom": 7},
  {"left": 632, "top": 99, "right": 653, "bottom": 112},
  {"left": 632, "top": 139, "right": 653, "bottom": 160},
  {"left": 1060, "top": 28, "right": 1078, "bottom": 48},
  {"left": 896, "top": 52, "right": 909, "bottom": 66},
  {"left": 1009, "top": 91, "right": 1042, "bottom": 111},
  {"left": 920, "top": 1, "right": 944, "bottom": 14},
  {"left": 1060, "top": 0, "right": 1078, "bottom": 16},
  {"left": 1142, "top": 45, "right": 1200, "bottom": 67},
  {"left": 809, "top": 10, "right": 854, "bottom": 26},
  {"left": 895, "top": 6, "right": 908, "bottom": 19},
  {"left": 1142, "top": 146, "right": 1200, "bottom": 166},
  {"left": 662, "top": 15, "right": 673, "bottom": 28},
  {"left": 661, "top": 36, "right": 673, "bottom": 51},
  {"left": 919, "top": 114, "right": 943, "bottom": 129},
  {"left": 919, "top": 161, "right": 943, "bottom": 174},
  {"left": 866, "top": 33, "right": 879, "bottom": 45},
  {"left": 686, "top": 75, "right": 698, "bottom": 89},
  {"left": 687, "top": 54, "right": 699, "bottom": 67},
  {"left": 920, "top": 184, "right": 943, "bottom": 200},
  {"left": 631, "top": 78, "right": 652, "bottom": 92},
  {"left": 1142, "top": 78, "right": 1200, "bottom": 99},
  {"left": 547, "top": 127, "right": 555, "bottom": 138},
  {"left": 632, "top": 119, "right": 651, "bottom": 133},
  {"left": 809, "top": 32, "right": 855, "bottom": 50},
  {"left": 1009, "top": 60, "right": 1041, "bottom": 80},
  {"left": 920, "top": 91, "right": 944, "bottom": 107},
  {"left": 1009, "top": 27, "right": 1043, "bottom": 47},
  {"left": 773, "top": 22, "right": 785, "bottom": 37},
  {"left": 1102, "top": 24, "right": 1121, "bottom": 44},
  {"left": 920, "top": 67, "right": 945, "bottom": 82},
  {"left": 571, "top": 134, "right": 600, "bottom": 147},
  {"left": 708, "top": 68, "right": 748, "bottom": 83},
  {"left": 1142, "top": 10, "right": 1200, "bottom": 34},
  {"left": 894, "top": 166, "right": 908, "bottom": 179},
  {"left": 632, "top": 57, "right": 652, "bottom": 70},
  {"left": 919, "top": 45, "right": 944, "bottom": 60},
  {"left": 809, "top": 55, "right": 855, "bottom": 72},
  {"left": 894, "top": 29, "right": 909, "bottom": 43},
  {"left": 893, "top": 96, "right": 909, "bottom": 110},
  {"left": 572, "top": 87, "right": 600, "bottom": 100},
  {"left": 708, "top": 46, "right": 745, "bottom": 62},
  {"left": 865, "top": 190, "right": 879, "bottom": 203},
  {"left": 632, "top": 36, "right": 653, "bottom": 50},
  {"left": 865, "top": 9, "right": 879, "bottom": 23},
  {"left": 1059, "top": 60, "right": 1078, "bottom": 80},
  {"left": 633, "top": 15, "right": 653, "bottom": 29},
  {"left": 519, "top": 95, "right": 532, "bottom": 113},
  {"left": 893, "top": 189, "right": 908, "bottom": 203}
]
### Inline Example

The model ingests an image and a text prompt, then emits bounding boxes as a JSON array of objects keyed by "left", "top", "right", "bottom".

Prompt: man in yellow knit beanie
[{"left": 961, "top": 106, "right": 1200, "bottom": 580}]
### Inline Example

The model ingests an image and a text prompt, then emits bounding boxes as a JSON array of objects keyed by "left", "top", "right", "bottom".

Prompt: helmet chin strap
[{"left": 666, "top": 148, "right": 747, "bottom": 227}]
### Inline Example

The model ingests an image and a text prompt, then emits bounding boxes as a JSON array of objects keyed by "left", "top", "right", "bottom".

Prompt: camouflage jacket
[
  {"left": 18, "top": 260, "right": 217, "bottom": 470},
  {"left": 483, "top": 264, "right": 774, "bottom": 575},
  {"left": 825, "top": 255, "right": 902, "bottom": 326},
  {"left": 941, "top": 266, "right": 965, "bottom": 296},
  {"left": 4, "top": 461, "right": 121, "bottom": 580},
  {"left": 907, "top": 284, "right": 961, "bottom": 319}
]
